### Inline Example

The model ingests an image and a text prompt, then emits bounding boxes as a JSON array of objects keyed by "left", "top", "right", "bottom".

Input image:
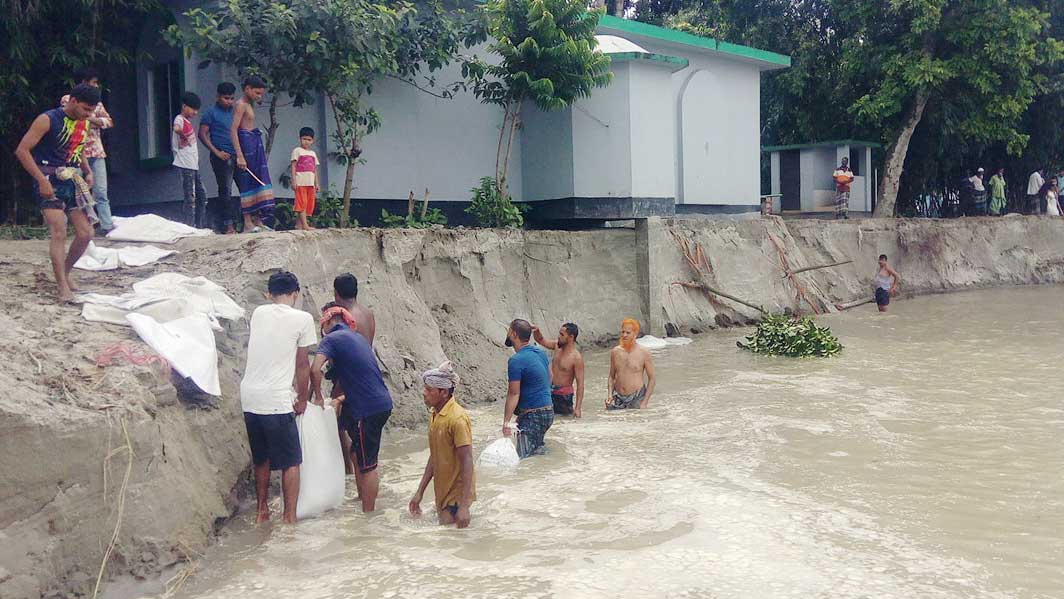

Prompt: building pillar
[{"left": 635, "top": 216, "right": 667, "bottom": 337}]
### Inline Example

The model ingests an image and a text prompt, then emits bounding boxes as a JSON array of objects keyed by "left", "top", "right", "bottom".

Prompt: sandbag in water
[
  {"left": 478, "top": 437, "right": 520, "bottom": 470},
  {"left": 295, "top": 403, "right": 345, "bottom": 520}
]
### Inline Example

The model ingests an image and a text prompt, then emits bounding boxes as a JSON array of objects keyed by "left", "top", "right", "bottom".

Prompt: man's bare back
[{"left": 348, "top": 302, "right": 375, "bottom": 345}]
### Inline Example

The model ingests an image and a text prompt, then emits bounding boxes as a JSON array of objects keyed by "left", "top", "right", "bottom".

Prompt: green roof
[
  {"left": 597, "top": 15, "right": 790, "bottom": 69},
  {"left": 762, "top": 139, "right": 884, "bottom": 152}
]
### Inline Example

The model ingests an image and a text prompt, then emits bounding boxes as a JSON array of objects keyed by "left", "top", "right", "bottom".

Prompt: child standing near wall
[
  {"left": 173, "top": 92, "right": 207, "bottom": 228},
  {"left": 290, "top": 127, "right": 320, "bottom": 230}
]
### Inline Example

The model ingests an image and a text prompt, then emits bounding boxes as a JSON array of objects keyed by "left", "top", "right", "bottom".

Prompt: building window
[{"left": 145, "top": 61, "right": 181, "bottom": 159}]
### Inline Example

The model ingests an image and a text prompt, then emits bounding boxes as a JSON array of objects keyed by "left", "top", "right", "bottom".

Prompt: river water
[{"left": 174, "top": 287, "right": 1064, "bottom": 599}]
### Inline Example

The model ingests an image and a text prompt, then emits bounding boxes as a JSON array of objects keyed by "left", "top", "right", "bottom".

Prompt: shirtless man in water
[
  {"left": 533, "top": 322, "right": 586, "bottom": 418},
  {"left": 607, "top": 318, "right": 656, "bottom": 410}
]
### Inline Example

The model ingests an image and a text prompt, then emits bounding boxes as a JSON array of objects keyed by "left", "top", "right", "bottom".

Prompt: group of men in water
[{"left": 240, "top": 271, "right": 658, "bottom": 528}]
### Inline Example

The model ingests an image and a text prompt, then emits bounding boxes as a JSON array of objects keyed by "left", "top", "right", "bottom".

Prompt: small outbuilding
[{"left": 764, "top": 140, "right": 881, "bottom": 214}]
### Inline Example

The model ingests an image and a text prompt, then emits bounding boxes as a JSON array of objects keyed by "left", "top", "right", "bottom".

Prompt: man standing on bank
[
  {"left": 199, "top": 81, "right": 238, "bottom": 233},
  {"left": 240, "top": 272, "right": 317, "bottom": 523},
  {"left": 311, "top": 302, "right": 393, "bottom": 512},
  {"left": 60, "top": 68, "right": 114, "bottom": 234},
  {"left": 832, "top": 157, "right": 854, "bottom": 219},
  {"left": 409, "top": 362, "right": 475, "bottom": 528},
  {"left": 15, "top": 83, "right": 100, "bottom": 303},
  {"left": 503, "top": 319, "right": 554, "bottom": 458},
  {"left": 606, "top": 318, "right": 656, "bottom": 410},
  {"left": 532, "top": 322, "right": 586, "bottom": 418}
]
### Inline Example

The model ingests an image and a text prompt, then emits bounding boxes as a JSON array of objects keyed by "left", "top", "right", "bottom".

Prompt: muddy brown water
[{"left": 166, "top": 286, "right": 1064, "bottom": 599}]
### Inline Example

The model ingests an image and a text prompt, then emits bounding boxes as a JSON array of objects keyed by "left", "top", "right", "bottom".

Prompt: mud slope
[{"left": 2, "top": 216, "right": 1063, "bottom": 598}]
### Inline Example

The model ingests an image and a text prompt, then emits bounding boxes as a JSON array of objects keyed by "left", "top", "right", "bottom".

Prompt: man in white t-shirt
[
  {"left": 172, "top": 92, "right": 207, "bottom": 228},
  {"left": 241, "top": 271, "right": 317, "bottom": 524},
  {"left": 1027, "top": 168, "right": 1045, "bottom": 215}
]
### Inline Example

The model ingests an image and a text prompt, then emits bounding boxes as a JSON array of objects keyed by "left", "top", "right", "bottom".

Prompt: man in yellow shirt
[{"left": 409, "top": 362, "right": 476, "bottom": 528}]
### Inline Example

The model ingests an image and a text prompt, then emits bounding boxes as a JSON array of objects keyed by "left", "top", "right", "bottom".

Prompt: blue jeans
[
  {"left": 516, "top": 407, "right": 554, "bottom": 458},
  {"left": 178, "top": 167, "right": 207, "bottom": 228},
  {"left": 89, "top": 157, "right": 113, "bottom": 230}
]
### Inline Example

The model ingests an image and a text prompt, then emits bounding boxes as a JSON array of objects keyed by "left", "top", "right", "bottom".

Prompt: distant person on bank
[
  {"left": 172, "top": 92, "right": 207, "bottom": 228},
  {"left": 988, "top": 168, "right": 1007, "bottom": 216},
  {"left": 968, "top": 168, "right": 987, "bottom": 216},
  {"left": 289, "top": 127, "right": 320, "bottom": 230},
  {"left": 230, "top": 76, "right": 275, "bottom": 233},
  {"left": 1027, "top": 168, "right": 1045, "bottom": 215},
  {"left": 240, "top": 272, "right": 317, "bottom": 524},
  {"left": 1042, "top": 177, "right": 1061, "bottom": 217},
  {"left": 832, "top": 157, "right": 854, "bottom": 219},
  {"left": 15, "top": 83, "right": 100, "bottom": 303},
  {"left": 502, "top": 319, "right": 554, "bottom": 458},
  {"left": 606, "top": 318, "right": 656, "bottom": 410},
  {"left": 532, "top": 322, "right": 586, "bottom": 418},
  {"left": 873, "top": 254, "right": 900, "bottom": 313},
  {"left": 60, "top": 68, "right": 114, "bottom": 233},
  {"left": 199, "top": 81, "right": 239, "bottom": 234},
  {"left": 310, "top": 302, "right": 393, "bottom": 512},
  {"left": 409, "top": 362, "right": 475, "bottom": 528},
  {"left": 331, "top": 273, "right": 376, "bottom": 475}
]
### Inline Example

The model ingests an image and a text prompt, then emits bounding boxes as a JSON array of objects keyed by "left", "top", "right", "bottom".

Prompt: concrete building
[
  {"left": 100, "top": 6, "right": 788, "bottom": 225},
  {"left": 764, "top": 140, "right": 881, "bottom": 214}
]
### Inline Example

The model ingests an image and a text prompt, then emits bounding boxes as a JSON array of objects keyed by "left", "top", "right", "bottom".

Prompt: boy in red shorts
[{"left": 289, "top": 127, "right": 320, "bottom": 230}]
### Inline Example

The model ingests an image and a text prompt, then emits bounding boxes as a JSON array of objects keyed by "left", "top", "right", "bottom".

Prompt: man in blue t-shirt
[
  {"left": 502, "top": 318, "right": 554, "bottom": 458},
  {"left": 310, "top": 302, "right": 393, "bottom": 512},
  {"left": 198, "top": 82, "right": 238, "bottom": 233}
]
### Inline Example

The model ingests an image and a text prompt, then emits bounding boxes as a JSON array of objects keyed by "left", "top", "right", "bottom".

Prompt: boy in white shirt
[
  {"left": 240, "top": 271, "right": 318, "bottom": 523},
  {"left": 172, "top": 92, "right": 207, "bottom": 228},
  {"left": 289, "top": 127, "right": 320, "bottom": 230}
]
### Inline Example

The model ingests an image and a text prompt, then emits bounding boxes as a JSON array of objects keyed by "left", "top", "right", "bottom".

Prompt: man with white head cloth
[{"left": 409, "top": 362, "right": 476, "bottom": 528}]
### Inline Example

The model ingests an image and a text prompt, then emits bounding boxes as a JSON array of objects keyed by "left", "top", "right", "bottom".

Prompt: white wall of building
[
  {"left": 571, "top": 63, "right": 634, "bottom": 199},
  {"left": 628, "top": 62, "right": 677, "bottom": 199}
]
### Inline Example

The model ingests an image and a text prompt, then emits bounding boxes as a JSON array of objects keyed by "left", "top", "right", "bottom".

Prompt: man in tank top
[
  {"left": 14, "top": 83, "right": 101, "bottom": 303},
  {"left": 874, "top": 254, "right": 901, "bottom": 312}
]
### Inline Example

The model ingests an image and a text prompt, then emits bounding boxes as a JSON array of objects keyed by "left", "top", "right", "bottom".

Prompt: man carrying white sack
[{"left": 409, "top": 362, "right": 476, "bottom": 528}]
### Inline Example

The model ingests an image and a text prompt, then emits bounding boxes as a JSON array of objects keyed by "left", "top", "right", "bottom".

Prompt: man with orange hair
[{"left": 606, "top": 318, "right": 656, "bottom": 410}]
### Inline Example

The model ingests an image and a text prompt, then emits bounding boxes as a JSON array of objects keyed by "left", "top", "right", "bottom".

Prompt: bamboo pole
[
  {"left": 420, "top": 188, "right": 429, "bottom": 219},
  {"left": 782, "top": 260, "right": 853, "bottom": 278},
  {"left": 674, "top": 282, "right": 767, "bottom": 314}
]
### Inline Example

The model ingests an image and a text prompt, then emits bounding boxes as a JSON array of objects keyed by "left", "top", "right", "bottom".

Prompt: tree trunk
[
  {"left": 590, "top": 0, "right": 605, "bottom": 8},
  {"left": 341, "top": 134, "right": 358, "bottom": 227},
  {"left": 264, "top": 95, "right": 279, "bottom": 156},
  {"left": 873, "top": 89, "right": 930, "bottom": 217},
  {"left": 494, "top": 100, "right": 512, "bottom": 195},
  {"left": 499, "top": 100, "right": 522, "bottom": 198},
  {"left": 611, "top": 0, "right": 624, "bottom": 16}
]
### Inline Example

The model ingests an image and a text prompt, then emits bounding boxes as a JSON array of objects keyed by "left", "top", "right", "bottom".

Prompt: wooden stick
[
  {"left": 406, "top": 191, "right": 415, "bottom": 217},
  {"left": 420, "top": 188, "right": 430, "bottom": 219},
  {"left": 673, "top": 282, "right": 766, "bottom": 314},
  {"left": 242, "top": 167, "right": 267, "bottom": 188},
  {"left": 782, "top": 260, "right": 853, "bottom": 278},
  {"left": 835, "top": 297, "right": 874, "bottom": 310}
]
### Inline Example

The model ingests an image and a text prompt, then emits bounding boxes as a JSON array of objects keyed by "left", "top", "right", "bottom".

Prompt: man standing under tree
[
  {"left": 988, "top": 168, "right": 1007, "bottom": 216},
  {"left": 503, "top": 319, "right": 554, "bottom": 458},
  {"left": 60, "top": 68, "right": 114, "bottom": 234},
  {"left": 606, "top": 318, "right": 656, "bottom": 410},
  {"left": 240, "top": 272, "right": 316, "bottom": 524},
  {"left": 15, "top": 83, "right": 100, "bottom": 303},
  {"left": 199, "top": 82, "right": 238, "bottom": 233},
  {"left": 230, "top": 76, "right": 275, "bottom": 232},
  {"left": 532, "top": 322, "right": 586, "bottom": 418},
  {"left": 832, "top": 157, "right": 854, "bottom": 219},
  {"left": 1027, "top": 168, "right": 1045, "bottom": 215}
]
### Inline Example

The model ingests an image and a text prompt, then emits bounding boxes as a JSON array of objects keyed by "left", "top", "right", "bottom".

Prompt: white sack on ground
[
  {"left": 82, "top": 297, "right": 194, "bottom": 326},
  {"left": 106, "top": 214, "right": 212, "bottom": 244},
  {"left": 295, "top": 403, "right": 346, "bottom": 520},
  {"left": 74, "top": 241, "right": 176, "bottom": 271},
  {"left": 478, "top": 437, "right": 520, "bottom": 470},
  {"left": 132, "top": 273, "right": 244, "bottom": 321},
  {"left": 126, "top": 312, "right": 221, "bottom": 395}
]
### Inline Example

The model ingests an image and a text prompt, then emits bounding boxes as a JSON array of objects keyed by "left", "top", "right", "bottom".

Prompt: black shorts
[
  {"left": 551, "top": 392, "right": 574, "bottom": 415},
  {"left": 243, "top": 412, "right": 302, "bottom": 470},
  {"left": 347, "top": 409, "right": 391, "bottom": 473},
  {"left": 875, "top": 288, "right": 890, "bottom": 306},
  {"left": 35, "top": 177, "right": 78, "bottom": 212}
]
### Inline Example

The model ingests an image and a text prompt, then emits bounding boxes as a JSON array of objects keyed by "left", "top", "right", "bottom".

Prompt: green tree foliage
[
  {"left": 465, "top": 0, "right": 612, "bottom": 198},
  {"left": 737, "top": 313, "right": 843, "bottom": 358},
  {"left": 167, "top": 0, "right": 475, "bottom": 225},
  {"left": 0, "top": 0, "right": 163, "bottom": 224}
]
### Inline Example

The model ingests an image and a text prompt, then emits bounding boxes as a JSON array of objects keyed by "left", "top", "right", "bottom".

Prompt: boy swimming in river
[{"left": 606, "top": 318, "right": 656, "bottom": 410}]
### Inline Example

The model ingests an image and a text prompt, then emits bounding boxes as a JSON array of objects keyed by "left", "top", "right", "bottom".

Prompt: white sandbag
[
  {"left": 106, "top": 214, "right": 212, "bottom": 244},
  {"left": 295, "top": 403, "right": 346, "bottom": 520},
  {"left": 126, "top": 312, "right": 221, "bottom": 395},
  {"left": 636, "top": 335, "right": 668, "bottom": 350},
  {"left": 82, "top": 297, "right": 194, "bottom": 326},
  {"left": 74, "top": 241, "right": 176, "bottom": 271},
  {"left": 477, "top": 437, "right": 520, "bottom": 470},
  {"left": 664, "top": 337, "right": 693, "bottom": 346},
  {"left": 132, "top": 273, "right": 244, "bottom": 321}
]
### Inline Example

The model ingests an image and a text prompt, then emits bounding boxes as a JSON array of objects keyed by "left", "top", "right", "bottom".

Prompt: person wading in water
[
  {"left": 873, "top": 254, "right": 901, "bottom": 313},
  {"left": 532, "top": 322, "right": 586, "bottom": 418},
  {"left": 606, "top": 318, "right": 656, "bottom": 410}
]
